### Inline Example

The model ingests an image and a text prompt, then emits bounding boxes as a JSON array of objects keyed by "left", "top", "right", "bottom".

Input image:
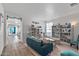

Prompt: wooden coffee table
[
  {"left": 52, "top": 37, "right": 60, "bottom": 44},
  {"left": 44, "top": 38, "right": 55, "bottom": 42}
]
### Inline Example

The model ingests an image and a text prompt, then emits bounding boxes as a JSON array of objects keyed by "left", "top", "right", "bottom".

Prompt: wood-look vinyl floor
[
  {"left": 2, "top": 40, "right": 79, "bottom": 56},
  {"left": 48, "top": 41, "right": 79, "bottom": 56},
  {"left": 1, "top": 41, "right": 34, "bottom": 56}
]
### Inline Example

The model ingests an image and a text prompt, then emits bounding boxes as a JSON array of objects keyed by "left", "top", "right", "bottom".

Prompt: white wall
[
  {"left": 3, "top": 11, "right": 45, "bottom": 44},
  {"left": 0, "top": 4, "right": 4, "bottom": 55},
  {"left": 3, "top": 3, "right": 79, "bottom": 43}
]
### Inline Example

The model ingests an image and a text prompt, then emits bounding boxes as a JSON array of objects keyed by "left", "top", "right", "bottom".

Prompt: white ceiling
[{"left": 2, "top": 3, "right": 79, "bottom": 22}]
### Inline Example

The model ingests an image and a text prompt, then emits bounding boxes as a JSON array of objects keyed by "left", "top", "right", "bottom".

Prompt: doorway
[{"left": 6, "top": 16, "right": 22, "bottom": 45}]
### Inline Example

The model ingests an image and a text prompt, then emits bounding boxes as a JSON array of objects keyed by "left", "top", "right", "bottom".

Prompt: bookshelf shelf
[
  {"left": 52, "top": 23, "right": 71, "bottom": 43},
  {"left": 31, "top": 24, "right": 42, "bottom": 38}
]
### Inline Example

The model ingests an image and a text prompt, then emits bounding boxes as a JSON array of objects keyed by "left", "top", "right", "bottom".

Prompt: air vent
[{"left": 70, "top": 3, "right": 78, "bottom": 7}]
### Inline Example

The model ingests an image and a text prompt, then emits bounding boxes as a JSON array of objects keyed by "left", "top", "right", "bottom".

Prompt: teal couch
[
  {"left": 60, "top": 50, "right": 79, "bottom": 56},
  {"left": 26, "top": 36, "right": 53, "bottom": 56}
]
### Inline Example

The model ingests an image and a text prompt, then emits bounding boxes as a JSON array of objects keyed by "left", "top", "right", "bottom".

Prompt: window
[{"left": 46, "top": 22, "right": 53, "bottom": 37}]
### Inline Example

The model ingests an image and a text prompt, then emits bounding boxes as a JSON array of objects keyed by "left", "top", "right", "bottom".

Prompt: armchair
[{"left": 70, "top": 35, "right": 79, "bottom": 50}]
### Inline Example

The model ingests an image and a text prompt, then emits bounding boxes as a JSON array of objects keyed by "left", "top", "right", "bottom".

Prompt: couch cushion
[{"left": 60, "top": 50, "right": 79, "bottom": 56}]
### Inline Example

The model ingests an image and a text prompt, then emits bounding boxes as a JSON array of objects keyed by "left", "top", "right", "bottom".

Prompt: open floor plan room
[{"left": 0, "top": 3, "right": 79, "bottom": 56}]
